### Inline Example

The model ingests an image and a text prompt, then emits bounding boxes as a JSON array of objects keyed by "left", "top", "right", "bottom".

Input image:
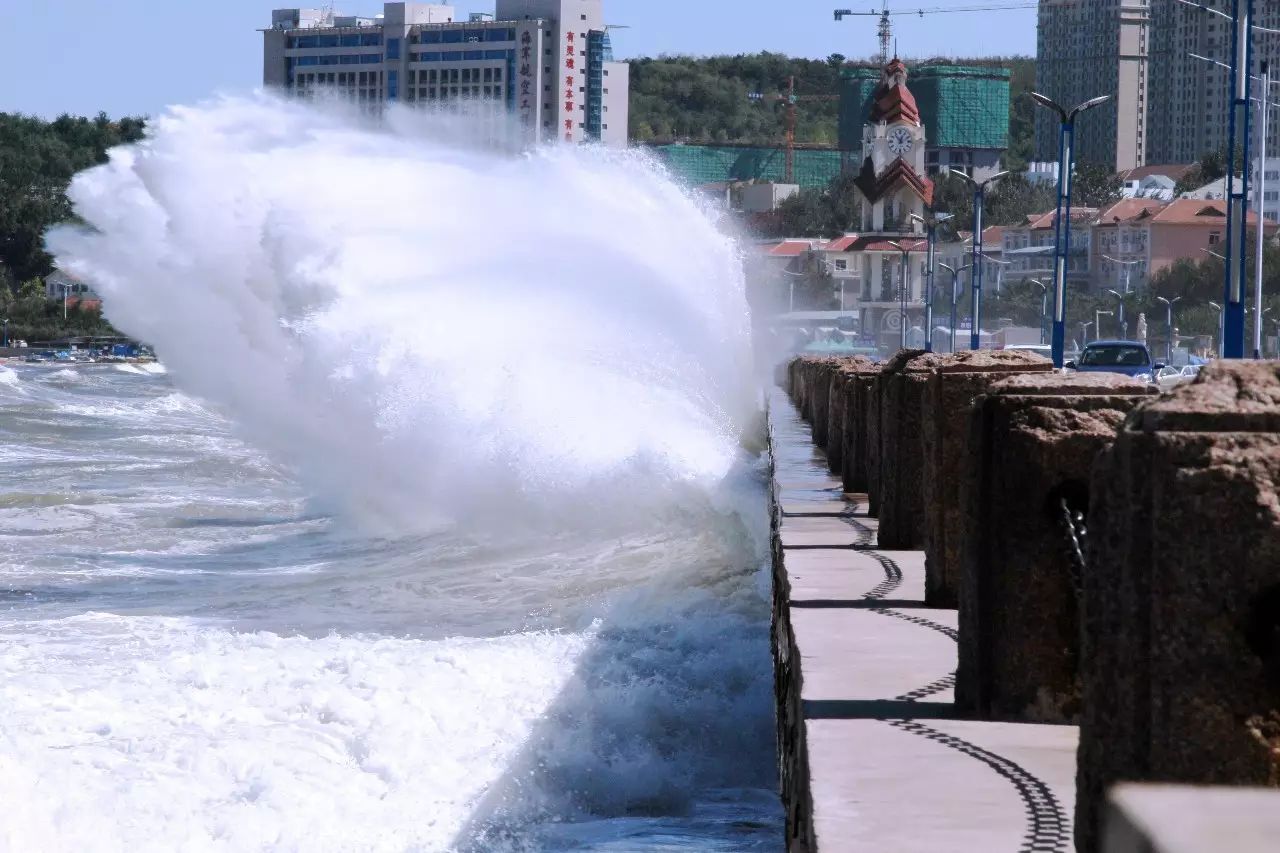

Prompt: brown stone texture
[
  {"left": 921, "top": 350, "right": 1054, "bottom": 608},
  {"left": 876, "top": 349, "right": 944, "bottom": 547},
  {"left": 955, "top": 372, "right": 1155, "bottom": 723},
  {"left": 1076, "top": 362, "right": 1280, "bottom": 853},
  {"left": 826, "top": 357, "right": 877, "bottom": 478},
  {"left": 841, "top": 362, "right": 884, "bottom": 495}
]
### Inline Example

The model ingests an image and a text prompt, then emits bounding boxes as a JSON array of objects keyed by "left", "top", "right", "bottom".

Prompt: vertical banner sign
[
  {"left": 516, "top": 23, "right": 541, "bottom": 143},
  {"left": 564, "top": 30, "right": 576, "bottom": 142}
]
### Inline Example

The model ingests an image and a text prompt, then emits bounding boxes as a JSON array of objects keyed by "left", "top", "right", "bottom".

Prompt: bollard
[
  {"left": 841, "top": 360, "right": 883, "bottom": 495},
  {"left": 1076, "top": 362, "right": 1280, "bottom": 853},
  {"left": 954, "top": 372, "right": 1155, "bottom": 721},
  {"left": 810, "top": 359, "right": 840, "bottom": 451},
  {"left": 876, "top": 349, "right": 941, "bottom": 548},
  {"left": 920, "top": 351, "right": 1054, "bottom": 608}
]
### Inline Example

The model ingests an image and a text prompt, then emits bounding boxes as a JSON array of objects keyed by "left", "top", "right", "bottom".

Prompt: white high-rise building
[{"left": 262, "top": 1, "right": 629, "bottom": 146}]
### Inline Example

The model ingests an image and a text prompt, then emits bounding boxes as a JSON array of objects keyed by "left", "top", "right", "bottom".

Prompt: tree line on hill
[
  {"left": 0, "top": 112, "right": 144, "bottom": 340},
  {"left": 629, "top": 51, "right": 1038, "bottom": 168}
]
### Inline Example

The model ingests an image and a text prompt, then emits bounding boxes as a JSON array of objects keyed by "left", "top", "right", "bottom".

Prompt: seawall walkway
[{"left": 769, "top": 385, "right": 1079, "bottom": 853}]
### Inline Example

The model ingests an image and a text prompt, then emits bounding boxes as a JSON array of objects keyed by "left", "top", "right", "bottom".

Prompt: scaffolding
[{"left": 649, "top": 143, "right": 843, "bottom": 190}]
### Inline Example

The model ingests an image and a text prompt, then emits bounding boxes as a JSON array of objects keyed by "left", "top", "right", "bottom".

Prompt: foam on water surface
[{"left": 0, "top": 96, "right": 782, "bottom": 850}]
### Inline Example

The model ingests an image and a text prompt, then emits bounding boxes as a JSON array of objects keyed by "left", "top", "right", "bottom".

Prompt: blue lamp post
[
  {"left": 1031, "top": 91, "right": 1112, "bottom": 368},
  {"left": 938, "top": 262, "right": 972, "bottom": 354},
  {"left": 946, "top": 168, "right": 1009, "bottom": 350},
  {"left": 909, "top": 211, "right": 954, "bottom": 352}
]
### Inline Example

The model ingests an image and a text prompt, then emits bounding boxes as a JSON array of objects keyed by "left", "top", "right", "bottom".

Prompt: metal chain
[{"left": 1059, "top": 497, "right": 1087, "bottom": 600}]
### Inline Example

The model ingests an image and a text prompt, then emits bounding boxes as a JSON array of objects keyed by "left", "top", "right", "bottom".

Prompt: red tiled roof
[
  {"left": 1096, "top": 199, "right": 1167, "bottom": 224},
  {"left": 762, "top": 239, "right": 822, "bottom": 256},
  {"left": 1148, "top": 198, "right": 1245, "bottom": 225},
  {"left": 824, "top": 235, "right": 860, "bottom": 252},
  {"left": 981, "top": 225, "right": 1005, "bottom": 246},
  {"left": 1119, "top": 163, "right": 1196, "bottom": 183},
  {"left": 853, "top": 156, "right": 935, "bottom": 206},
  {"left": 868, "top": 58, "right": 922, "bottom": 126},
  {"left": 839, "top": 236, "right": 929, "bottom": 253},
  {"left": 1020, "top": 208, "right": 1100, "bottom": 230}
]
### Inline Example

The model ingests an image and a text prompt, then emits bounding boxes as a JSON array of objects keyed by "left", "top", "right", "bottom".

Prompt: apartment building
[
  {"left": 263, "top": 1, "right": 629, "bottom": 146},
  {"left": 1034, "top": 0, "right": 1150, "bottom": 172},
  {"left": 1145, "top": 0, "right": 1280, "bottom": 165}
]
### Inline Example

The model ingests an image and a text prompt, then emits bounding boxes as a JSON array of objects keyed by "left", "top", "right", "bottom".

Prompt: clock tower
[{"left": 854, "top": 58, "right": 932, "bottom": 233}]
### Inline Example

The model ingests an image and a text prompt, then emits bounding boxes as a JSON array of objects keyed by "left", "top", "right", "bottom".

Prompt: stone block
[
  {"left": 1104, "top": 784, "right": 1280, "bottom": 853},
  {"left": 825, "top": 356, "right": 876, "bottom": 477},
  {"left": 955, "top": 372, "right": 1155, "bottom": 720},
  {"left": 1076, "top": 362, "right": 1280, "bottom": 853},
  {"left": 841, "top": 361, "right": 883, "bottom": 495},
  {"left": 877, "top": 349, "right": 943, "bottom": 548},
  {"left": 921, "top": 350, "right": 1054, "bottom": 608}
]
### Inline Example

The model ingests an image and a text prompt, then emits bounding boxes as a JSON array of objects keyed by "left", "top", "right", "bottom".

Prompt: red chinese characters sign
[{"left": 563, "top": 30, "right": 575, "bottom": 141}]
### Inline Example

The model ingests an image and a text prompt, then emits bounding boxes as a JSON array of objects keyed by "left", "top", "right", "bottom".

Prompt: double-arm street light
[
  {"left": 947, "top": 168, "right": 1010, "bottom": 349},
  {"left": 887, "top": 240, "right": 926, "bottom": 351},
  {"left": 1027, "top": 278, "right": 1049, "bottom": 345},
  {"left": 1106, "top": 289, "right": 1130, "bottom": 339},
  {"left": 938, "top": 261, "right": 973, "bottom": 354},
  {"left": 1154, "top": 296, "right": 1183, "bottom": 363},
  {"left": 1080, "top": 320, "right": 1095, "bottom": 347},
  {"left": 1030, "top": 91, "right": 1112, "bottom": 367},
  {"left": 1189, "top": 48, "right": 1280, "bottom": 359},
  {"left": 909, "top": 211, "right": 954, "bottom": 352}
]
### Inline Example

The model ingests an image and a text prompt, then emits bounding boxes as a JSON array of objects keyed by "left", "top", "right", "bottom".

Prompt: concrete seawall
[{"left": 768, "top": 383, "right": 1078, "bottom": 853}]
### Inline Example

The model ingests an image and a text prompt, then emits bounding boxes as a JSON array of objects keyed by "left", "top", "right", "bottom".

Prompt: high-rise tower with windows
[{"left": 262, "top": 1, "right": 629, "bottom": 146}]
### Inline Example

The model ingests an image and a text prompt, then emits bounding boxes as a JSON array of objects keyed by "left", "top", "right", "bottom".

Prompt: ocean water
[{"left": 0, "top": 96, "right": 782, "bottom": 851}]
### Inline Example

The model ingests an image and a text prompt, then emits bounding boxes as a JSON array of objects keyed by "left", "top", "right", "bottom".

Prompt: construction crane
[
  {"left": 749, "top": 76, "right": 838, "bottom": 184},
  {"left": 835, "top": 3, "right": 1038, "bottom": 67}
]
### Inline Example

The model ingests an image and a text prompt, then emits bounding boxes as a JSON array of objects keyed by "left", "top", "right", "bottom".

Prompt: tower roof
[{"left": 868, "top": 58, "right": 921, "bottom": 127}]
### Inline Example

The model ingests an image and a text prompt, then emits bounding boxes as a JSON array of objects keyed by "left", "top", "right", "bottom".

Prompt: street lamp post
[
  {"left": 1223, "top": 0, "right": 1257, "bottom": 357},
  {"left": 1102, "top": 253, "right": 1142, "bottom": 303},
  {"left": 1080, "top": 320, "right": 1094, "bottom": 347},
  {"left": 939, "top": 262, "right": 972, "bottom": 354},
  {"left": 1209, "top": 300, "right": 1224, "bottom": 355},
  {"left": 1, "top": 319, "right": 7, "bottom": 349},
  {"left": 1155, "top": 296, "right": 1183, "bottom": 363},
  {"left": 909, "top": 211, "right": 954, "bottom": 352},
  {"left": 1031, "top": 91, "right": 1113, "bottom": 367},
  {"left": 887, "top": 240, "right": 925, "bottom": 351},
  {"left": 1028, "top": 278, "right": 1049, "bottom": 345},
  {"left": 947, "top": 168, "right": 1010, "bottom": 349},
  {"left": 1106, "top": 289, "right": 1129, "bottom": 338},
  {"left": 1095, "top": 309, "right": 1114, "bottom": 341}
]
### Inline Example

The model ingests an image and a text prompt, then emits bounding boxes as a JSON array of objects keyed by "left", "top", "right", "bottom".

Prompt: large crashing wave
[{"left": 49, "top": 95, "right": 758, "bottom": 534}]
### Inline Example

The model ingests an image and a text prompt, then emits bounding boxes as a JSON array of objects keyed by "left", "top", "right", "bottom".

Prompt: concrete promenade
[{"left": 770, "top": 386, "right": 1080, "bottom": 852}]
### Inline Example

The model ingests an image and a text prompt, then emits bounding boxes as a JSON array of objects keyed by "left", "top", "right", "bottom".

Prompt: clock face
[{"left": 887, "top": 127, "right": 914, "bottom": 156}]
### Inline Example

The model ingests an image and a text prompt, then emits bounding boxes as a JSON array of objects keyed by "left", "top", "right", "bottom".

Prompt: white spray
[{"left": 49, "top": 94, "right": 758, "bottom": 533}]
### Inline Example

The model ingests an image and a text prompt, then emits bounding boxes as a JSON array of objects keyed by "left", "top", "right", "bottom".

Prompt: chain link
[{"left": 1058, "top": 497, "right": 1087, "bottom": 600}]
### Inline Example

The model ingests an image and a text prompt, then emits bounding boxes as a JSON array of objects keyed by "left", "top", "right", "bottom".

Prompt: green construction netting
[
  {"left": 649, "top": 144, "right": 843, "bottom": 190},
  {"left": 837, "top": 64, "right": 1010, "bottom": 152},
  {"left": 912, "top": 66, "right": 1010, "bottom": 150}
]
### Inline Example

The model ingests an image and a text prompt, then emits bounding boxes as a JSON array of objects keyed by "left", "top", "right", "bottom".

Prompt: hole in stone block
[
  {"left": 1044, "top": 479, "right": 1090, "bottom": 523},
  {"left": 1245, "top": 583, "right": 1280, "bottom": 692}
]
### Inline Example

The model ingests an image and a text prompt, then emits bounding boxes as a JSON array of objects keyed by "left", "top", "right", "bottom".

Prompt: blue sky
[{"left": 1, "top": 0, "right": 1037, "bottom": 119}]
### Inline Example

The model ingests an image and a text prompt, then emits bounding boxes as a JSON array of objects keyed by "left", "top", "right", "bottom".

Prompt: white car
[{"left": 1156, "top": 364, "right": 1203, "bottom": 391}]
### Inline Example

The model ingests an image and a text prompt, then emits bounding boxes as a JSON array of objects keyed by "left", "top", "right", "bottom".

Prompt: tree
[{"left": 1072, "top": 164, "right": 1123, "bottom": 208}]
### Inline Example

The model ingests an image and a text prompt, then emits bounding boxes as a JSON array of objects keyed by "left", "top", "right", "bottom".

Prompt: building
[
  {"left": 1034, "top": 0, "right": 1150, "bottom": 171},
  {"left": 839, "top": 63, "right": 1009, "bottom": 182},
  {"left": 648, "top": 143, "right": 842, "bottom": 191},
  {"left": 911, "top": 65, "right": 1010, "bottom": 182},
  {"left": 1001, "top": 208, "right": 1097, "bottom": 292},
  {"left": 1253, "top": 157, "right": 1280, "bottom": 223},
  {"left": 1145, "top": 0, "right": 1280, "bottom": 165},
  {"left": 263, "top": 1, "right": 629, "bottom": 146},
  {"left": 45, "top": 270, "right": 102, "bottom": 311}
]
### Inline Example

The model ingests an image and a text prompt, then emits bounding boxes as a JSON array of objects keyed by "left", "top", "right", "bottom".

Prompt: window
[
  {"left": 422, "top": 31, "right": 442, "bottom": 44},
  {"left": 442, "top": 29, "right": 463, "bottom": 43},
  {"left": 462, "top": 69, "right": 472, "bottom": 83},
  {"left": 388, "top": 70, "right": 398, "bottom": 99},
  {"left": 834, "top": 259, "right": 848, "bottom": 271},
  {"left": 418, "top": 51, "right": 441, "bottom": 62},
  {"left": 493, "top": 68, "right": 502, "bottom": 81},
  {"left": 340, "top": 34, "right": 361, "bottom": 47},
  {"left": 1209, "top": 231, "right": 1222, "bottom": 244},
  {"left": 483, "top": 68, "right": 493, "bottom": 82},
  {"left": 428, "top": 69, "right": 438, "bottom": 83},
  {"left": 386, "top": 38, "right": 401, "bottom": 60}
]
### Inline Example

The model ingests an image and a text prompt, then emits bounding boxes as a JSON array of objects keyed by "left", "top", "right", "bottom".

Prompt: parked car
[
  {"left": 1066, "top": 340, "right": 1162, "bottom": 379},
  {"left": 1003, "top": 344, "right": 1052, "bottom": 359}
]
